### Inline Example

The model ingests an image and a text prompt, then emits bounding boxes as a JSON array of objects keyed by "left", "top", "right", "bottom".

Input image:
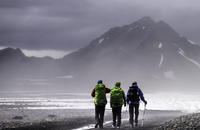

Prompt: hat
[
  {"left": 97, "top": 80, "right": 103, "bottom": 84},
  {"left": 115, "top": 82, "right": 121, "bottom": 87},
  {"left": 132, "top": 81, "right": 138, "bottom": 87}
]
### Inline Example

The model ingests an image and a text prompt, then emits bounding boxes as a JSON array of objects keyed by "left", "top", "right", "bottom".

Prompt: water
[
  {"left": 0, "top": 91, "right": 200, "bottom": 113},
  {"left": 0, "top": 92, "right": 94, "bottom": 109}
]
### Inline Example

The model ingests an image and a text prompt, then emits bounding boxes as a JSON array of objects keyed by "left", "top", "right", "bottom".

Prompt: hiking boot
[
  {"left": 95, "top": 123, "right": 98, "bottom": 128},
  {"left": 135, "top": 123, "right": 138, "bottom": 127},
  {"left": 99, "top": 125, "right": 103, "bottom": 129},
  {"left": 112, "top": 125, "right": 116, "bottom": 128},
  {"left": 131, "top": 123, "right": 134, "bottom": 128},
  {"left": 135, "top": 120, "right": 138, "bottom": 127}
]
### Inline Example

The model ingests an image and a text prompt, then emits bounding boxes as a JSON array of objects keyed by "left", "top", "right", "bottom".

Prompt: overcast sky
[{"left": 0, "top": 0, "right": 200, "bottom": 52}]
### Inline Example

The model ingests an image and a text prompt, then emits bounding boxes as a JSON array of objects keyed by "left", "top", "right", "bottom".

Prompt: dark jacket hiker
[
  {"left": 91, "top": 80, "right": 110, "bottom": 129},
  {"left": 110, "top": 82, "right": 126, "bottom": 128},
  {"left": 127, "top": 82, "right": 147, "bottom": 127}
]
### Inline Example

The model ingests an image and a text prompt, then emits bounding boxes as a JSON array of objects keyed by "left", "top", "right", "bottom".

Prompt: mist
[
  {"left": 1, "top": 1, "right": 200, "bottom": 129},
  {"left": 1, "top": 16, "right": 200, "bottom": 93}
]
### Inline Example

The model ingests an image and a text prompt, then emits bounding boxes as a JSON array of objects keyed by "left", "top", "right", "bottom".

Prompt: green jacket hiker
[
  {"left": 110, "top": 82, "right": 126, "bottom": 108},
  {"left": 110, "top": 82, "right": 126, "bottom": 128},
  {"left": 91, "top": 81, "right": 110, "bottom": 105},
  {"left": 91, "top": 80, "right": 110, "bottom": 128}
]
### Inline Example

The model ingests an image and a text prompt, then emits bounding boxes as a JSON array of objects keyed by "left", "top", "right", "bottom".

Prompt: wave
[{"left": 0, "top": 92, "right": 199, "bottom": 113}]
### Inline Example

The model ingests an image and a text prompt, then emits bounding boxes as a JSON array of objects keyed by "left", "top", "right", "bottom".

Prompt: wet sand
[
  {"left": 86, "top": 110, "right": 183, "bottom": 130},
  {"left": 0, "top": 109, "right": 97, "bottom": 130},
  {"left": 0, "top": 109, "right": 183, "bottom": 130}
]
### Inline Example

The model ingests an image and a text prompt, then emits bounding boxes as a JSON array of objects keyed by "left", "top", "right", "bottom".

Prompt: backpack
[
  {"left": 110, "top": 87, "right": 124, "bottom": 107},
  {"left": 128, "top": 87, "right": 140, "bottom": 103},
  {"left": 95, "top": 84, "right": 107, "bottom": 105}
]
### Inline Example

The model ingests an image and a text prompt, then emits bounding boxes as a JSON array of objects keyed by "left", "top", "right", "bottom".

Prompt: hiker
[
  {"left": 127, "top": 81, "right": 147, "bottom": 127},
  {"left": 91, "top": 80, "right": 110, "bottom": 129},
  {"left": 110, "top": 82, "right": 126, "bottom": 128}
]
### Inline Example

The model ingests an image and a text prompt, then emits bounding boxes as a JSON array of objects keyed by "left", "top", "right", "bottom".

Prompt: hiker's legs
[
  {"left": 116, "top": 106, "right": 122, "bottom": 127},
  {"left": 112, "top": 107, "right": 117, "bottom": 127},
  {"left": 95, "top": 105, "right": 100, "bottom": 127},
  {"left": 99, "top": 105, "right": 105, "bottom": 128},
  {"left": 129, "top": 104, "right": 134, "bottom": 125},
  {"left": 134, "top": 104, "right": 139, "bottom": 124}
]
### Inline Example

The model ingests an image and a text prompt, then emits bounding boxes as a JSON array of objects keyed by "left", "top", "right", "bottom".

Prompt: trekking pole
[
  {"left": 125, "top": 105, "right": 131, "bottom": 128},
  {"left": 141, "top": 104, "right": 146, "bottom": 127},
  {"left": 125, "top": 105, "right": 128, "bottom": 120}
]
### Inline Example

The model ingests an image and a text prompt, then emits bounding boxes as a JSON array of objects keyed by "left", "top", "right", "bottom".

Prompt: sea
[{"left": 0, "top": 91, "right": 200, "bottom": 113}]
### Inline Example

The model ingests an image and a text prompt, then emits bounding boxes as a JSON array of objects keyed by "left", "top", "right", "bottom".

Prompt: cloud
[
  {"left": 0, "top": 0, "right": 200, "bottom": 51},
  {"left": 22, "top": 49, "right": 72, "bottom": 59},
  {"left": 56, "top": 75, "right": 74, "bottom": 79}
]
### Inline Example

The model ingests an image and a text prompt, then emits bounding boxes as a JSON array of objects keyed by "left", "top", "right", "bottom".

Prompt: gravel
[{"left": 155, "top": 113, "right": 200, "bottom": 130}]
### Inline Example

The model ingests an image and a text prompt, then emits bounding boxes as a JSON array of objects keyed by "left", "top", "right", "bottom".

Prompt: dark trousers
[
  {"left": 95, "top": 105, "right": 105, "bottom": 127},
  {"left": 112, "top": 106, "right": 122, "bottom": 127},
  {"left": 129, "top": 104, "right": 139, "bottom": 124}
]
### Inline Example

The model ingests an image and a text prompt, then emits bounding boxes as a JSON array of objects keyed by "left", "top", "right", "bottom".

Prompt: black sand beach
[
  {"left": 0, "top": 109, "right": 183, "bottom": 130},
  {"left": 88, "top": 110, "right": 183, "bottom": 130},
  {"left": 0, "top": 109, "right": 97, "bottom": 130}
]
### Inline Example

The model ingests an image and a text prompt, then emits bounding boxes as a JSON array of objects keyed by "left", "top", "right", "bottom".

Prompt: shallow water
[{"left": 0, "top": 91, "right": 199, "bottom": 113}]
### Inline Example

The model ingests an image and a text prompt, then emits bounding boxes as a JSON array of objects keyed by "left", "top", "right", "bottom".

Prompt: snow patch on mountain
[
  {"left": 159, "top": 54, "right": 164, "bottom": 68},
  {"left": 178, "top": 48, "right": 200, "bottom": 69},
  {"left": 178, "top": 48, "right": 185, "bottom": 55},
  {"left": 158, "top": 42, "right": 163, "bottom": 49},
  {"left": 98, "top": 38, "right": 104, "bottom": 45},
  {"left": 188, "top": 40, "right": 196, "bottom": 45},
  {"left": 164, "top": 70, "right": 176, "bottom": 80},
  {"left": 128, "top": 25, "right": 139, "bottom": 31}
]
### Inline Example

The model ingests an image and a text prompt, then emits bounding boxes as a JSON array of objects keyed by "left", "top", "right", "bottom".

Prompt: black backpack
[{"left": 128, "top": 87, "right": 140, "bottom": 102}]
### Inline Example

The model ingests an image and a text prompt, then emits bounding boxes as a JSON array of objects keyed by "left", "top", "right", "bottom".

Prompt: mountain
[
  {"left": 0, "top": 47, "right": 62, "bottom": 91},
  {"left": 61, "top": 17, "right": 200, "bottom": 91},
  {"left": 1, "top": 17, "right": 200, "bottom": 91}
]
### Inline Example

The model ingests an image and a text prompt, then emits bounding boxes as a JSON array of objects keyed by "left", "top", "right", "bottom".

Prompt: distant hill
[{"left": 0, "top": 47, "right": 61, "bottom": 91}]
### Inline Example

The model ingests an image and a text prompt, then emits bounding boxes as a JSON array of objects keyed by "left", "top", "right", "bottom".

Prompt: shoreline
[
  {"left": 1, "top": 117, "right": 94, "bottom": 130},
  {"left": 0, "top": 109, "right": 183, "bottom": 130}
]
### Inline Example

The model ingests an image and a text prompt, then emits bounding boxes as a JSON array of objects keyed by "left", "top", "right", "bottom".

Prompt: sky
[{"left": 0, "top": 0, "right": 200, "bottom": 57}]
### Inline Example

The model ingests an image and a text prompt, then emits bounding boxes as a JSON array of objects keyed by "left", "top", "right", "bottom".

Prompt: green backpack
[
  {"left": 110, "top": 87, "right": 124, "bottom": 107},
  {"left": 94, "top": 84, "right": 107, "bottom": 105}
]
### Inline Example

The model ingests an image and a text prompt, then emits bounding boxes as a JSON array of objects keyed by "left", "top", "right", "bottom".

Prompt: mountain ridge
[{"left": 1, "top": 17, "right": 200, "bottom": 91}]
